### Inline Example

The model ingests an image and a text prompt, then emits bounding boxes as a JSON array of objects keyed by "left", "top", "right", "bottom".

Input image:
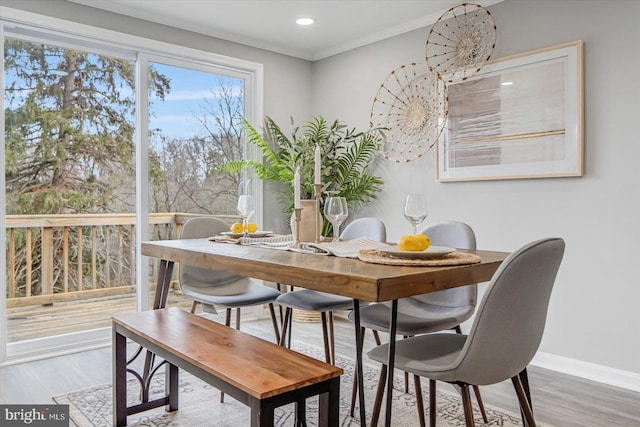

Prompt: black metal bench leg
[
  {"left": 319, "top": 377, "right": 340, "bottom": 427},
  {"left": 113, "top": 330, "right": 127, "bottom": 427},
  {"left": 296, "top": 399, "right": 308, "bottom": 427},
  {"left": 250, "top": 398, "right": 275, "bottom": 427},
  {"left": 166, "top": 362, "right": 178, "bottom": 412}
]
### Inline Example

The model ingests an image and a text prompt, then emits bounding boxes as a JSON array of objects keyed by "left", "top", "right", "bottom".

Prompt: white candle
[
  {"left": 314, "top": 144, "right": 322, "bottom": 185},
  {"left": 294, "top": 166, "right": 301, "bottom": 209}
]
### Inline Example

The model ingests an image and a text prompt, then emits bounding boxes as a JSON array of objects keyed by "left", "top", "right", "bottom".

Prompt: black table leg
[
  {"left": 144, "top": 259, "right": 175, "bottom": 384},
  {"left": 152, "top": 259, "right": 175, "bottom": 310},
  {"left": 352, "top": 300, "right": 367, "bottom": 427},
  {"left": 385, "top": 299, "right": 398, "bottom": 427}
]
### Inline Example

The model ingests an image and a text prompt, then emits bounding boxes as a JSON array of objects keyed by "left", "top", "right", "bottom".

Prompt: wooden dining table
[{"left": 142, "top": 238, "right": 509, "bottom": 427}]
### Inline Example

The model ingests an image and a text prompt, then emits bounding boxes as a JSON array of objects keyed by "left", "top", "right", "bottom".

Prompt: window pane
[
  {"left": 148, "top": 63, "right": 245, "bottom": 218},
  {"left": 146, "top": 63, "right": 246, "bottom": 309},
  {"left": 4, "top": 37, "right": 136, "bottom": 342}
]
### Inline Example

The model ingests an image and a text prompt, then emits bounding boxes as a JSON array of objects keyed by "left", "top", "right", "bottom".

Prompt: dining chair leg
[
  {"left": 414, "top": 375, "right": 426, "bottom": 427},
  {"left": 404, "top": 336, "right": 410, "bottom": 393},
  {"left": 460, "top": 384, "right": 475, "bottom": 427},
  {"left": 268, "top": 303, "right": 281, "bottom": 343},
  {"left": 472, "top": 385, "right": 488, "bottom": 423},
  {"left": 236, "top": 307, "right": 241, "bottom": 329},
  {"left": 518, "top": 368, "right": 533, "bottom": 426},
  {"left": 190, "top": 301, "right": 199, "bottom": 314},
  {"left": 320, "top": 312, "right": 331, "bottom": 364},
  {"left": 225, "top": 308, "right": 232, "bottom": 327},
  {"left": 276, "top": 283, "right": 285, "bottom": 327},
  {"left": 279, "top": 307, "right": 292, "bottom": 347},
  {"left": 454, "top": 326, "right": 487, "bottom": 422},
  {"left": 372, "top": 329, "right": 382, "bottom": 346},
  {"left": 429, "top": 379, "right": 436, "bottom": 427},
  {"left": 370, "top": 364, "right": 388, "bottom": 427},
  {"left": 512, "top": 375, "right": 537, "bottom": 427},
  {"left": 350, "top": 327, "right": 366, "bottom": 417},
  {"left": 350, "top": 365, "right": 359, "bottom": 418}
]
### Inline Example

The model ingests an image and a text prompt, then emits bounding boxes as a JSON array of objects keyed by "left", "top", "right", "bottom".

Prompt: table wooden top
[
  {"left": 113, "top": 307, "right": 342, "bottom": 399},
  {"left": 142, "top": 238, "right": 509, "bottom": 302}
]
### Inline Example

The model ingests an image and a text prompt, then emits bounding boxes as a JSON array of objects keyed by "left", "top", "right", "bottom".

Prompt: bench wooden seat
[{"left": 112, "top": 307, "right": 342, "bottom": 426}]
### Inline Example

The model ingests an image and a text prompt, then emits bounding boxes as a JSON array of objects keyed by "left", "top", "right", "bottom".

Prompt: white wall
[{"left": 312, "top": 0, "right": 640, "bottom": 379}]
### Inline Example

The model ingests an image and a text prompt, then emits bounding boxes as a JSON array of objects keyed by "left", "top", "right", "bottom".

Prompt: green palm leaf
[{"left": 218, "top": 116, "right": 384, "bottom": 236}]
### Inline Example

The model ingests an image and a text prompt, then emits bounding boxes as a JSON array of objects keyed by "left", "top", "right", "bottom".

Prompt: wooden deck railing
[{"left": 5, "top": 213, "right": 239, "bottom": 308}]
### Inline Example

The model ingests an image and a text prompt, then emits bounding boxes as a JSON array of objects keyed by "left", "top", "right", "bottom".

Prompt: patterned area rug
[{"left": 54, "top": 343, "right": 528, "bottom": 426}]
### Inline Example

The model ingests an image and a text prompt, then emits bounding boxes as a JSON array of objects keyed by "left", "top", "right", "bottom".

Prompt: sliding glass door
[{"left": 1, "top": 14, "right": 261, "bottom": 361}]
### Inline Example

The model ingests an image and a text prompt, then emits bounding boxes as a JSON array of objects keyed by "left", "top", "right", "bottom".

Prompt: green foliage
[
  {"left": 221, "top": 116, "right": 383, "bottom": 236},
  {"left": 3, "top": 38, "right": 170, "bottom": 214}
]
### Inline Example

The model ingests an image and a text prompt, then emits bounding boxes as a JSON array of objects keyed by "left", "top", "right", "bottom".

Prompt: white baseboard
[
  {"left": 531, "top": 351, "right": 640, "bottom": 393},
  {"left": 336, "top": 310, "right": 640, "bottom": 393},
  {"left": 2, "top": 327, "right": 111, "bottom": 367}
]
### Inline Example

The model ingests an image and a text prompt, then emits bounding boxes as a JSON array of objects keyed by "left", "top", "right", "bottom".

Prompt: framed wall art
[{"left": 437, "top": 41, "right": 583, "bottom": 182}]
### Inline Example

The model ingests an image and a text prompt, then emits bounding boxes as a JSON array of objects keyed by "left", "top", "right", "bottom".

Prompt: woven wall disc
[
  {"left": 426, "top": 2, "right": 497, "bottom": 83},
  {"left": 370, "top": 63, "right": 448, "bottom": 163}
]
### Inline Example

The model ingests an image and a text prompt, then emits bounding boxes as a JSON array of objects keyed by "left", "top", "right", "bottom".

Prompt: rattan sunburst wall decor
[
  {"left": 370, "top": 63, "right": 448, "bottom": 163},
  {"left": 426, "top": 2, "right": 497, "bottom": 83}
]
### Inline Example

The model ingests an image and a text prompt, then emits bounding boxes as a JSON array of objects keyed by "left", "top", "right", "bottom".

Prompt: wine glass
[
  {"left": 403, "top": 193, "right": 427, "bottom": 234},
  {"left": 324, "top": 196, "right": 348, "bottom": 243},
  {"left": 237, "top": 195, "right": 255, "bottom": 234}
]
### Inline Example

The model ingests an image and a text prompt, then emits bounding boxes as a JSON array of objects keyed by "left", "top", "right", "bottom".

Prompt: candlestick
[
  {"left": 314, "top": 145, "right": 322, "bottom": 185},
  {"left": 313, "top": 183, "right": 322, "bottom": 243},
  {"left": 293, "top": 166, "right": 301, "bottom": 209},
  {"left": 291, "top": 207, "right": 303, "bottom": 248}
]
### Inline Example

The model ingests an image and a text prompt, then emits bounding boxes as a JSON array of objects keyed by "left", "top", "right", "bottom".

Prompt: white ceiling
[{"left": 69, "top": 0, "right": 502, "bottom": 61}]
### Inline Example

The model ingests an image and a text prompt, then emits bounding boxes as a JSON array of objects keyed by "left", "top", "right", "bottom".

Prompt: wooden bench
[{"left": 112, "top": 307, "right": 342, "bottom": 426}]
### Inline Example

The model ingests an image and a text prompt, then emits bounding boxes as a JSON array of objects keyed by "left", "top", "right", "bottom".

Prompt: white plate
[
  {"left": 220, "top": 231, "right": 274, "bottom": 239},
  {"left": 247, "top": 231, "right": 274, "bottom": 238},
  {"left": 221, "top": 231, "right": 244, "bottom": 239},
  {"left": 378, "top": 245, "right": 456, "bottom": 259}
]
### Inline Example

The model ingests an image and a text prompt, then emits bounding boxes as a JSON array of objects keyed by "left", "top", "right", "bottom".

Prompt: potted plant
[{"left": 221, "top": 116, "right": 383, "bottom": 237}]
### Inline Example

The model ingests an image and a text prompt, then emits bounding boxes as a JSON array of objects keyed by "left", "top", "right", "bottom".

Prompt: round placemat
[{"left": 358, "top": 249, "right": 481, "bottom": 266}]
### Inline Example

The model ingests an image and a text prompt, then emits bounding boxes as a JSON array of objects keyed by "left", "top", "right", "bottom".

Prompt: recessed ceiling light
[
  {"left": 501, "top": 81, "right": 514, "bottom": 86},
  {"left": 296, "top": 18, "right": 315, "bottom": 26}
]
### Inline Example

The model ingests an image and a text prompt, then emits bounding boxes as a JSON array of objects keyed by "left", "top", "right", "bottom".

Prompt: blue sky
[{"left": 149, "top": 63, "right": 244, "bottom": 140}]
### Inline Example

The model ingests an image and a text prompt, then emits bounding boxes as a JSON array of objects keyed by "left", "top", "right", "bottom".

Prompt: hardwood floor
[
  {"left": 6, "top": 290, "right": 194, "bottom": 342},
  {"left": 1, "top": 310, "right": 638, "bottom": 427}
]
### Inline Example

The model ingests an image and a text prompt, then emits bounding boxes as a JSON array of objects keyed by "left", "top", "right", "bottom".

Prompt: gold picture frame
[{"left": 437, "top": 41, "right": 584, "bottom": 182}]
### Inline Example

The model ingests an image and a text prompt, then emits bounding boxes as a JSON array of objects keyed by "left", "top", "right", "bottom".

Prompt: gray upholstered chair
[
  {"left": 368, "top": 237, "right": 565, "bottom": 427},
  {"left": 179, "top": 217, "right": 281, "bottom": 341},
  {"left": 349, "top": 220, "right": 487, "bottom": 425},
  {"left": 276, "top": 217, "right": 386, "bottom": 364}
]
